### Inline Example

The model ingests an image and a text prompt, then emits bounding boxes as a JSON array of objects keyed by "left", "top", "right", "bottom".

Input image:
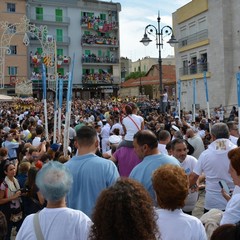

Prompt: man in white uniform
[{"left": 189, "top": 123, "right": 236, "bottom": 212}]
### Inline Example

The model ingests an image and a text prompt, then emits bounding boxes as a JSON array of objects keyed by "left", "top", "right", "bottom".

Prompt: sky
[{"left": 108, "top": 0, "right": 192, "bottom": 61}]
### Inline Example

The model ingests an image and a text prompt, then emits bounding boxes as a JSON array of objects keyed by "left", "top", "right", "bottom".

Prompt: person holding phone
[{"left": 220, "top": 147, "right": 240, "bottom": 225}]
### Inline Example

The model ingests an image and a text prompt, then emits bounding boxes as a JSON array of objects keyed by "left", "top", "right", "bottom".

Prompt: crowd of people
[{"left": 0, "top": 97, "right": 239, "bottom": 240}]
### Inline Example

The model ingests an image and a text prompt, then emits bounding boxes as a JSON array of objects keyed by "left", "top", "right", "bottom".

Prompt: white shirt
[
  {"left": 111, "top": 122, "right": 124, "bottom": 135},
  {"left": 157, "top": 143, "right": 168, "bottom": 154},
  {"left": 156, "top": 208, "right": 207, "bottom": 240},
  {"left": 180, "top": 155, "right": 198, "bottom": 212},
  {"left": 187, "top": 135, "right": 205, "bottom": 159},
  {"left": 32, "top": 136, "right": 41, "bottom": 147},
  {"left": 101, "top": 123, "right": 111, "bottom": 139},
  {"left": 122, "top": 114, "right": 143, "bottom": 141},
  {"left": 162, "top": 92, "right": 168, "bottom": 103},
  {"left": 220, "top": 185, "right": 240, "bottom": 225},
  {"left": 229, "top": 135, "right": 238, "bottom": 145},
  {"left": 194, "top": 138, "right": 236, "bottom": 210},
  {"left": 16, "top": 207, "right": 92, "bottom": 240}
]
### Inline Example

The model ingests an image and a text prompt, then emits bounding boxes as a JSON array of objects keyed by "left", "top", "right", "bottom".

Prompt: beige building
[
  {"left": 173, "top": 0, "right": 240, "bottom": 112},
  {"left": 0, "top": 0, "right": 28, "bottom": 94},
  {"left": 131, "top": 56, "right": 175, "bottom": 73}
]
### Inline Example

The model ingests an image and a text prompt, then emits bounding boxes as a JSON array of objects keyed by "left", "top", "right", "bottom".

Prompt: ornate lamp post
[{"left": 140, "top": 11, "right": 178, "bottom": 112}]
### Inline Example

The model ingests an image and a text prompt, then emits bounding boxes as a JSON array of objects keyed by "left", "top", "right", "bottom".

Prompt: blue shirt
[
  {"left": 3, "top": 140, "right": 19, "bottom": 159},
  {"left": 65, "top": 153, "right": 119, "bottom": 218},
  {"left": 130, "top": 153, "right": 180, "bottom": 202}
]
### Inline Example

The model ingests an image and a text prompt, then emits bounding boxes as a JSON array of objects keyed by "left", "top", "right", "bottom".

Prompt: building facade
[
  {"left": 0, "top": 0, "right": 28, "bottom": 95},
  {"left": 0, "top": 0, "right": 121, "bottom": 99},
  {"left": 131, "top": 56, "right": 175, "bottom": 74},
  {"left": 173, "top": 0, "right": 240, "bottom": 112}
]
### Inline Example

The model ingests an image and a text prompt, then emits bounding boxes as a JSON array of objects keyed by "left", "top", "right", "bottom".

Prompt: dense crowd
[{"left": 0, "top": 97, "right": 239, "bottom": 240}]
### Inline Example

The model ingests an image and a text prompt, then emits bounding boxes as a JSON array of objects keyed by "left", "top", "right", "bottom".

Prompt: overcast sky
[{"left": 108, "top": 0, "right": 192, "bottom": 61}]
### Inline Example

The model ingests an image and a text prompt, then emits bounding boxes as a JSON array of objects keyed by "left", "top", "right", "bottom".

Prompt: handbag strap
[
  {"left": 127, "top": 115, "right": 140, "bottom": 131},
  {"left": 33, "top": 212, "right": 44, "bottom": 240}
]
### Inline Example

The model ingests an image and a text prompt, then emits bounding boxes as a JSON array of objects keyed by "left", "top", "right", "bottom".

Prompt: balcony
[
  {"left": 29, "top": 14, "right": 70, "bottom": 25},
  {"left": 178, "top": 29, "right": 208, "bottom": 48},
  {"left": 31, "top": 79, "right": 69, "bottom": 90},
  {"left": 29, "top": 35, "right": 70, "bottom": 45},
  {"left": 179, "top": 63, "right": 209, "bottom": 76},
  {"left": 80, "top": 17, "right": 119, "bottom": 33},
  {"left": 82, "top": 55, "right": 119, "bottom": 65},
  {"left": 82, "top": 34, "right": 118, "bottom": 47},
  {"left": 82, "top": 73, "right": 114, "bottom": 85}
]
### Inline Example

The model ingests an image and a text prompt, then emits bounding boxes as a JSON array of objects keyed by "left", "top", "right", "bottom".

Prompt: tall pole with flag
[
  {"left": 177, "top": 79, "right": 181, "bottom": 117},
  {"left": 53, "top": 40, "right": 58, "bottom": 143},
  {"left": 236, "top": 71, "right": 240, "bottom": 133},
  {"left": 203, "top": 71, "right": 211, "bottom": 123},
  {"left": 64, "top": 54, "right": 75, "bottom": 156},
  {"left": 42, "top": 64, "right": 49, "bottom": 141},
  {"left": 193, "top": 78, "right": 196, "bottom": 123},
  {"left": 58, "top": 78, "right": 63, "bottom": 139}
]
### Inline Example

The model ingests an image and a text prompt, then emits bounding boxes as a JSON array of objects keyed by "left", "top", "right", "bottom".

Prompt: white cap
[
  {"left": 175, "top": 115, "right": 180, "bottom": 119},
  {"left": 171, "top": 125, "right": 180, "bottom": 131},
  {"left": 109, "top": 135, "right": 122, "bottom": 144}
]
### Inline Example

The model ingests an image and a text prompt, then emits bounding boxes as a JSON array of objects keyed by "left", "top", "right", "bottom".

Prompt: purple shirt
[{"left": 113, "top": 147, "right": 141, "bottom": 177}]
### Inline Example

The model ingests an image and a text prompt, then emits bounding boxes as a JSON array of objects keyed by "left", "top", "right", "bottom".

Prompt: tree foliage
[{"left": 125, "top": 71, "right": 146, "bottom": 81}]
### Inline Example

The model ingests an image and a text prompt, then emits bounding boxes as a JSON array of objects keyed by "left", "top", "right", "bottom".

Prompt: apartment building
[
  {"left": 27, "top": 0, "right": 121, "bottom": 99},
  {"left": 0, "top": 0, "right": 28, "bottom": 95},
  {"left": 173, "top": 0, "right": 240, "bottom": 112}
]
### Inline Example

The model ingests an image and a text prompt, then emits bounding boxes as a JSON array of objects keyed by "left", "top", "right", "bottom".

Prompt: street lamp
[{"left": 140, "top": 11, "right": 178, "bottom": 113}]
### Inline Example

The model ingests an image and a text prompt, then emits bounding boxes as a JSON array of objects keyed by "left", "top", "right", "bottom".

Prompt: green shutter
[
  {"left": 57, "top": 49, "right": 63, "bottom": 56},
  {"left": 91, "top": 69, "right": 94, "bottom": 74},
  {"left": 37, "top": 48, "right": 42, "bottom": 55},
  {"left": 56, "top": 29, "right": 63, "bottom": 42},
  {"left": 83, "top": 69, "right": 86, "bottom": 74},
  {"left": 58, "top": 68, "right": 64, "bottom": 76},
  {"left": 36, "top": 7, "right": 43, "bottom": 21},
  {"left": 98, "top": 50, "right": 102, "bottom": 57},
  {"left": 100, "top": 14, "right": 106, "bottom": 20},
  {"left": 85, "top": 50, "right": 91, "bottom": 56},
  {"left": 55, "top": 9, "right": 63, "bottom": 22}
]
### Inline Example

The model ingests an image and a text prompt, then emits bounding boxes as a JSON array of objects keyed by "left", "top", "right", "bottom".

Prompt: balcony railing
[
  {"left": 30, "top": 14, "right": 70, "bottom": 24},
  {"left": 178, "top": 29, "right": 208, "bottom": 48},
  {"left": 31, "top": 79, "right": 69, "bottom": 89},
  {"left": 81, "top": 17, "right": 118, "bottom": 32},
  {"left": 82, "top": 55, "right": 119, "bottom": 64},
  {"left": 179, "top": 63, "right": 209, "bottom": 76},
  {"left": 82, "top": 34, "right": 118, "bottom": 46},
  {"left": 82, "top": 73, "right": 113, "bottom": 85},
  {"left": 29, "top": 35, "right": 70, "bottom": 45}
]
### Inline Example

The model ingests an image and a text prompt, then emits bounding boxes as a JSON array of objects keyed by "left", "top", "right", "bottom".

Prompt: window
[
  {"left": 8, "top": 66, "right": 17, "bottom": 75},
  {"left": 9, "top": 45, "right": 17, "bottom": 55},
  {"left": 58, "top": 68, "right": 64, "bottom": 77},
  {"left": 7, "top": 3, "right": 15, "bottom": 13},
  {"left": 36, "top": 7, "right": 43, "bottom": 21},
  {"left": 56, "top": 29, "right": 63, "bottom": 42},
  {"left": 7, "top": 24, "right": 16, "bottom": 34},
  {"left": 57, "top": 49, "right": 63, "bottom": 57},
  {"left": 100, "top": 13, "right": 106, "bottom": 20},
  {"left": 55, "top": 9, "right": 63, "bottom": 22},
  {"left": 198, "top": 17, "right": 206, "bottom": 31},
  {"left": 37, "top": 48, "right": 43, "bottom": 55}
]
